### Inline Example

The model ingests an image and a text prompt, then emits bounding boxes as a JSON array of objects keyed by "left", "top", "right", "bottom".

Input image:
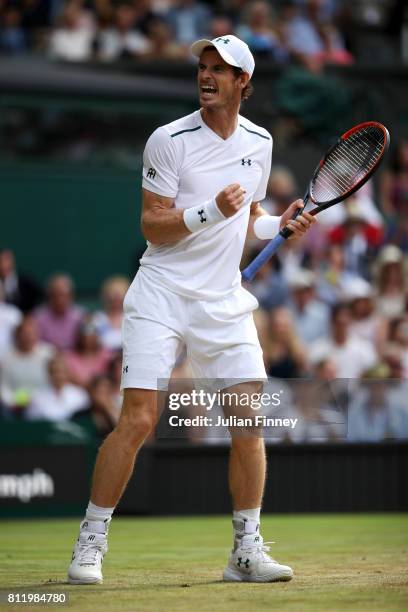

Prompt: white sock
[
  {"left": 82, "top": 501, "right": 115, "bottom": 532},
  {"left": 233, "top": 507, "right": 261, "bottom": 539},
  {"left": 234, "top": 507, "right": 261, "bottom": 524}
]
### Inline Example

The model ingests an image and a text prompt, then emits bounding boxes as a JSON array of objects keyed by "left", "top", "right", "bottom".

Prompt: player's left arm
[{"left": 247, "top": 201, "right": 316, "bottom": 240}]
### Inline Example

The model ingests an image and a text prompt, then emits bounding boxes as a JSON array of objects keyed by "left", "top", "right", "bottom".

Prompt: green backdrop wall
[{"left": 1, "top": 162, "right": 144, "bottom": 293}]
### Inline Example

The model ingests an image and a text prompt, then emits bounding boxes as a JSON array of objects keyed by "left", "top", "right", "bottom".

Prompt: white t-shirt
[
  {"left": 140, "top": 110, "right": 274, "bottom": 300},
  {"left": 0, "top": 303, "right": 22, "bottom": 362},
  {"left": 26, "top": 384, "right": 89, "bottom": 422},
  {"left": 91, "top": 311, "right": 122, "bottom": 351},
  {"left": 98, "top": 30, "right": 149, "bottom": 61},
  {"left": 310, "top": 336, "right": 377, "bottom": 379},
  {"left": 0, "top": 343, "right": 55, "bottom": 406},
  {"left": 49, "top": 29, "right": 94, "bottom": 62}
]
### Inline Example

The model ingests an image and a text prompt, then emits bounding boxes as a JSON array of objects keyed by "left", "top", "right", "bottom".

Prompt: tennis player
[{"left": 68, "top": 35, "right": 315, "bottom": 585}]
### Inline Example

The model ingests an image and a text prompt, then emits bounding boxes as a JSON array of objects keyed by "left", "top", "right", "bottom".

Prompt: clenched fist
[{"left": 216, "top": 183, "right": 246, "bottom": 218}]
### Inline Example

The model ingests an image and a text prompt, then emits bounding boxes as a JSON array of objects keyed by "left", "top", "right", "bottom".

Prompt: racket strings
[
  {"left": 316, "top": 136, "right": 381, "bottom": 198},
  {"left": 311, "top": 126, "right": 385, "bottom": 202}
]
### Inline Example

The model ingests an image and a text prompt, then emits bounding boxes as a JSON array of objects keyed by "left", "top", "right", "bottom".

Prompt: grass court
[{"left": 1, "top": 514, "right": 407, "bottom": 611}]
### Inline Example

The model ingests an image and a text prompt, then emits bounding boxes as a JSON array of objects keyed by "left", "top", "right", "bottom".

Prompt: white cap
[
  {"left": 190, "top": 35, "right": 255, "bottom": 78},
  {"left": 288, "top": 268, "right": 316, "bottom": 290},
  {"left": 342, "top": 277, "right": 373, "bottom": 301},
  {"left": 377, "top": 245, "right": 403, "bottom": 266}
]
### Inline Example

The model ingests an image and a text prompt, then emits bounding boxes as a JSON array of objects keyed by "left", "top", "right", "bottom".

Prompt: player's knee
[
  {"left": 116, "top": 402, "right": 156, "bottom": 447},
  {"left": 133, "top": 410, "right": 156, "bottom": 438},
  {"left": 116, "top": 411, "right": 155, "bottom": 448}
]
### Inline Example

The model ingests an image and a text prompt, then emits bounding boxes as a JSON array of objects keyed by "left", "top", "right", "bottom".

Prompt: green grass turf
[{"left": 0, "top": 515, "right": 407, "bottom": 612}]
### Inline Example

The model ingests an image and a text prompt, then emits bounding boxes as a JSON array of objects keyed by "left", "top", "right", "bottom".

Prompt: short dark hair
[
  {"left": 331, "top": 303, "right": 350, "bottom": 323},
  {"left": 231, "top": 66, "right": 254, "bottom": 101}
]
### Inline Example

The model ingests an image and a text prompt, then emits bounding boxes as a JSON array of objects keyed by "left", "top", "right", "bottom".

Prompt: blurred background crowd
[
  {"left": 1, "top": 0, "right": 408, "bottom": 446},
  {"left": 1, "top": 135, "right": 408, "bottom": 443},
  {"left": 0, "top": 261, "right": 125, "bottom": 436},
  {"left": 0, "top": 0, "right": 406, "bottom": 68}
]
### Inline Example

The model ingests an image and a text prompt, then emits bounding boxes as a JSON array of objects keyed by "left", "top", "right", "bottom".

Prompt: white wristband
[
  {"left": 183, "top": 198, "right": 226, "bottom": 233},
  {"left": 253, "top": 215, "right": 281, "bottom": 239}
]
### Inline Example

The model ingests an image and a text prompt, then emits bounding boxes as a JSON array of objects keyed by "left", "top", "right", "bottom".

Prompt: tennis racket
[{"left": 242, "top": 121, "right": 390, "bottom": 282}]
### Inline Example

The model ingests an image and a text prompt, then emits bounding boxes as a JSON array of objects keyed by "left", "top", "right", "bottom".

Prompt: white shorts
[{"left": 120, "top": 270, "right": 267, "bottom": 390}]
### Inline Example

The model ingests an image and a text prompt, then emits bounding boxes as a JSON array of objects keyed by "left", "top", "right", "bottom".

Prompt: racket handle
[
  {"left": 279, "top": 195, "right": 308, "bottom": 239},
  {"left": 241, "top": 234, "right": 286, "bottom": 282},
  {"left": 242, "top": 195, "right": 309, "bottom": 282}
]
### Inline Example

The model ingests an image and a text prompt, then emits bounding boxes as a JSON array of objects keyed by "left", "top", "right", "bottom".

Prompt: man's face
[
  {"left": 333, "top": 308, "right": 350, "bottom": 335},
  {"left": 16, "top": 317, "right": 38, "bottom": 351},
  {"left": 48, "top": 278, "right": 72, "bottom": 314},
  {"left": 0, "top": 250, "right": 14, "bottom": 279},
  {"left": 293, "top": 286, "right": 313, "bottom": 309},
  {"left": 197, "top": 48, "right": 245, "bottom": 110},
  {"left": 48, "top": 357, "right": 68, "bottom": 388}
]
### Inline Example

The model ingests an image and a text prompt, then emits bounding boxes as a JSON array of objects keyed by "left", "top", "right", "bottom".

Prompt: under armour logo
[
  {"left": 215, "top": 37, "right": 230, "bottom": 44},
  {"left": 123, "top": 365, "right": 129, "bottom": 374},
  {"left": 242, "top": 158, "right": 251, "bottom": 166},
  {"left": 147, "top": 167, "right": 156, "bottom": 179},
  {"left": 237, "top": 557, "right": 250, "bottom": 568},
  {"left": 198, "top": 209, "right": 207, "bottom": 223},
  {"left": 254, "top": 536, "right": 260, "bottom": 542}
]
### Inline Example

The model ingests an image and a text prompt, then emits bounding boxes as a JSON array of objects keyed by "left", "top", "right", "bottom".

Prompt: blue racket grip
[{"left": 241, "top": 233, "right": 286, "bottom": 282}]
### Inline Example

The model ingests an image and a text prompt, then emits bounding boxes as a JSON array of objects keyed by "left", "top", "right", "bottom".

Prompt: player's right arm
[
  {"left": 141, "top": 185, "right": 246, "bottom": 245},
  {"left": 141, "top": 189, "right": 184, "bottom": 244}
]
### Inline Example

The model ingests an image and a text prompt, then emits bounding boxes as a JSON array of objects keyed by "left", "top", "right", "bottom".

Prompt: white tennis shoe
[
  {"left": 67, "top": 520, "right": 109, "bottom": 585},
  {"left": 223, "top": 532, "right": 294, "bottom": 583}
]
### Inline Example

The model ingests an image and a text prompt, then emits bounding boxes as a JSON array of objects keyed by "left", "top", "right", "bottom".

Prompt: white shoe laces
[
  {"left": 241, "top": 541, "right": 277, "bottom": 563},
  {"left": 78, "top": 542, "right": 103, "bottom": 565}
]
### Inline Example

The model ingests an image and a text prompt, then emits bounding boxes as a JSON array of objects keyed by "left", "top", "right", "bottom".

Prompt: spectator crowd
[
  {"left": 1, "top": 138, "right": 408, "bottom": 444},
  {"left": 0, "top": 0, "right": 403, "bottom": 67},
  {"left": 0, "top": 248, "right": 126, "bottom": 437}
]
